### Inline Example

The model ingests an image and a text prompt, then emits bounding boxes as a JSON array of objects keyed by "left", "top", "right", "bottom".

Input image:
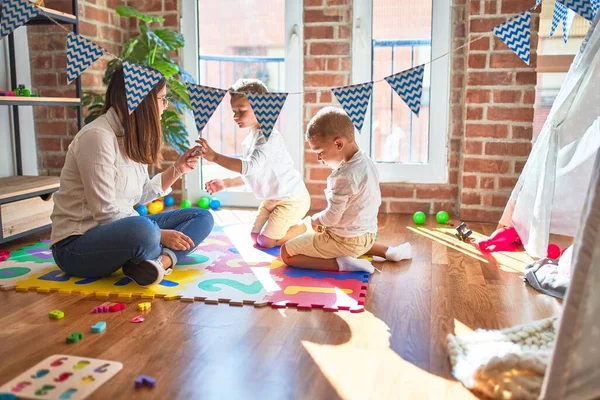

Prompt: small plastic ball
[
  {"left": 135, "top": 205, "right": 148, "bottom": 216},
  {"left": 164, "top": 195, "right": 175, "bottom": 207},
  {"left": 547, "top": 244, "right": 561, "bottom": 259},
  {"left": 413, "top": 211, "right": 426, "bottom": 225},
  {"left": 436, "top": 211, "right": 450, "bottom": 224},
  {"left": 209, "top": 198, "right": 221, "bottom": 210},
  {"left": 198, "top": 197, "right": 210, "bottom": 209},
  {"left": 147, "top": 202, "right": 162, "bottom": 214},
  {"left": 180, "top": 199, "right": 192, "bottom": 209}
]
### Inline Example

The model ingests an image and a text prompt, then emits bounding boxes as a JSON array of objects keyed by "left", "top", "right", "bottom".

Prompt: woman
[{"left": 50, "top": 65, "right": 213, "bottom": 287}]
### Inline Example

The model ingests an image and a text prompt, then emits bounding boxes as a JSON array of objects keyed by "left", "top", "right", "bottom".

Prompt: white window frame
[
  {"left": 352, "top": 0, "right": 451, "bottom": 183},
  {"left": 181, "top": 0, "right": 303, "bottom": 206}
]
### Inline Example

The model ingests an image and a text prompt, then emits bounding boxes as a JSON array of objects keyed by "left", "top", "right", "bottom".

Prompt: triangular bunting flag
[
  {"left": 557, "top": 0, "right": 596, "bottom": 22},
  {"left": 331, "top": 82, "right": 373, "bottom": 132},
  {"left": 563, "top": 8, "right": 576, "bottom": 43},
  {"left": 535, "top": 0, "right": 543, "bottom": 8},
  {"left": 492, "top": 11, "right": 531, "bottom": 65},
  {"left": 384, "top": 65, "right": 425, "bottom": 117},
  {"left": 550, "top": 1, "right": 568, "bottom": 37},
  {"left": 66, "top": 32, "right": 106, "bottom": 84},
  {"left": 246, "top": 92, "right": 288, "bottom": 138},
  {"left": 185, "top": 83, "right": 227, "bottom": 134},
  {"left": 1, "top": 0, "right": 41, "bottom": 39},
  {"left": 122, "top": 61, "right": 163, "bottom": 114}
]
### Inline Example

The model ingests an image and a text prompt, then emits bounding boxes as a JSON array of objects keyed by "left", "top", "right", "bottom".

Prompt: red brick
[
  {"left": 485, "top": 1, "right": 497, "bottom": 14},
  {"left": 463, "top": 158, "right": 510, "bottom": 173},
  {"left": 389, "top": 201, "right": 431, "bottom": 214},
  {"left": 465, "top": 124, "right": 508, "bottom": 138},
  {"left": 516, "top": 72, "right": 537, "bottom": 85},
  {"left": 462, "top": 175, "right": 477, "bottom": 188},
  {"left": 309, "top": 167, "right": 331, "bottom": 180},
  {"left": 340, "top": 58, "right": 351, "bottom": 71},
  {"left": 470, "top": 17, "right": 507, "bottom": 33},
  {"left": 491, "top": 193, "right": 510, "bottom": 208},
  {"left": 380, "top": 186, "right": 414, "bottom": 199},
  {"left": 306, "top": 182, "right": 327, "bottom": 196},
  {"left": 470, "top": 36, "right": 490, "bottom": 50},
  {"left": 38, "top": 138, "right": 62, "bottom": 152},
  {"left": 49, "top": 108, "right": 65, "bottom": 119},
  {"left": 81, "top": 73, "right": 103, "bottom": 88},
  {"left": 490, "top": 52, "right": 524, "bottom": 69},
  {"left": 449, "top": 170, "right": 459, "bottom": 185},
  {"left": 29, "top": 35, "right": 66, "bottom": 51},
  {"left": 488, "top": 107, "right": 534, "bottom": 122},
  {"left": 304, "top": 92, "right": 317, "bottom": 103},
  {"left": 493, "top": 90, "right": 521, "bottom": 103},
  {"left": 485, "top": 142, "right": 531, "bottom": 157},
  {"left": 512, "top": 126, "right": 533, "bottom": 140},
  {"left": 326, "top": 59, "right": 340, "bottom": 71},
  {"left": 419, "top": 187, "right": 457, "bottom": 200},
  {"left": 465, "top": 141, "right": 483, "bottom": 154},
  {"left": 34, "top": 108, "right": 47, "bottom": 119},
  {"left": 309, "top": 197, "right": 328, "bottom": 211},
  {"left": 468, "top": 54, "right": 487, "bottom": 69},
  {"left": 454, "top": 24, "right": 466, "bottom": 39},
  {"left": 309, "top": 43, "right": 350, "bottom": 56},
  {"left": 499, "top": 177, "right": 519, "bottom": 189},
  {"left": 480, "top": 176, "right": 495, "bottom": 190},
  {"left": 523, "top": 90, "right": 536, "bottom": 104},
  {"left": 466, "top": 89, "right": 490, "bottom": 103},
  {"left": 326, "top": 0, "right": 349, "bottom": 5},
  {"left": 305, "top": 0, "right": 323, "bottom": 6},
  {"left": 459, "top": 208, "right": 503, "bottom": 223},
  {"left": 305, "top": 58, "right": 327, "bottom": 72},
  {"left": 305, "top": 9, "right": 342, "bottom": 23},
  {"left": 514, "top": 161, "right": 527, "bottom": 173},
  {"left": 466, "top": 107, "right": 484, "bottom": 120},
  {"left": 44, "top": 154, "right": 66, "bottom": 169},
  {"left": 305, "top": 26, "right": 334, "bottom": 40},
  {"left": 305, "top": 73, "right": 346, "bottom": 87},
  {"left": 31, "top": 56, "right": 52, "bottom": 69},
  {"left": 470, "top": 0, "right": 481, "bottom": 14},
  {"left": 80, "top": 21, "right": 97, "bottom": 37},
  {"left": 99, "top": 26, "right": 122, "bottom": 42},
  {"left": 461, "top": 192, "right": 481, "bottom": 205},
  {"left": 37, "top": 121, "right": 68, "bottom": 135},
  {"left": 338, "top": 26, "right": 351, "bottom": 39},
  {"left": 320, "top": 91, "right": 332, "bottom": 103},
  {"left": 84, "top": 5, "right": 110, "bottom": 24},
  {"left": 54, "top": 57, "right": 67, "bottom": 69},
  {"left": 432, "top": 202, "right": 455, "bottom": 214},
  {"left": 501, "top": 0, "right": 531, "bottom": 13},
  {"left": 467, "top": 71, "right": 512, "bottom": 86}
]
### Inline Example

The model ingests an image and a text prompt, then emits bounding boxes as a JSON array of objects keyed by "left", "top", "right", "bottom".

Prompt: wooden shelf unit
[{"left": 0, "top": 96, "right": 81, "bottom": 107}]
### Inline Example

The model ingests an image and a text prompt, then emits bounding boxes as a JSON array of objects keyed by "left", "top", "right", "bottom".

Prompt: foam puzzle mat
[{"left": 0, "top": 226, "right": 370, "bottom": 312}]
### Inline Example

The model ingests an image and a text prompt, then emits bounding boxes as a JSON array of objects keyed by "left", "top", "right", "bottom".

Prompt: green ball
[
  {"left": 180, "top": 199, "right": 192, "bottom": 209},
  {"left": 436, "top": 211, "right": 450, "bottom": 224},
  {"left": 413, "top": 211, "right": 426, "bottom": 225},
  {"left": 198, "top": 197, "right": 210, "bottom": 209}
]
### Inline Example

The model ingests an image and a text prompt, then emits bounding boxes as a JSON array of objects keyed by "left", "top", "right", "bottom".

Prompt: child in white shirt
[
  {"left": 197, "top": 79, "right": 310, "bottom": 248},
  {"left": 280, "top": 107, "right": 411, "bottom": 273}
]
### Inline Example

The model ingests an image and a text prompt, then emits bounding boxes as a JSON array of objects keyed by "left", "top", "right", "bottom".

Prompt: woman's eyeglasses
[{"left": 158, "top": 96, "right": 170, "bottom": 108}]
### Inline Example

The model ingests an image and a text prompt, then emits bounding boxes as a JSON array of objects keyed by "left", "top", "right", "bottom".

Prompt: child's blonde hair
[
  {"left": 230, "top": 78, "right": 268, "bottom": 99},
  {"left": 306, "top": 106, "right": 355, "bottom": 141}
]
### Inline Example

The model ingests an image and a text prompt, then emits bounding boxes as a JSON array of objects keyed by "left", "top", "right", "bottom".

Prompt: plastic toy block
[
  {"left": 108, "top": 303, "right": 126, "bottom": 312},
  {"left": 130, "top": 315, "right": 144, "bottom": 323},
  {"left": 49, "top": 310, "right": 64, "bottom": 320},
  {"left": 137, "top": 302, "right": 151, "bottom": 311},
  {"left": 0, "top": 393, "right": 18, "bottom": 400},
  {"left": 66, "top": 332, "right": 84, "bottom": 344},
  {"left": 93, "top": 305, "right": 110, "bottom": 313},
  {"left": 91, "top": 322, "right": 106, "bottom": 333},
  {"left": 134, "top": 375, "right": 156, "bottom": 388}
]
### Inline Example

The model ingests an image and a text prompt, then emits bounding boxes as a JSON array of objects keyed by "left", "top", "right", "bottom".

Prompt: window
[
  {"left": 353, "top": 0, "right": 451, "bottom": 183},
  {"left": 181, "top": 1, "right": 303, "bottom": 206}
]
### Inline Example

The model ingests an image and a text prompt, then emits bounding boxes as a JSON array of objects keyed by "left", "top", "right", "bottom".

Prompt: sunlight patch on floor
[{"left": 223, "top": 224, "right": 277, "bottom": 263}]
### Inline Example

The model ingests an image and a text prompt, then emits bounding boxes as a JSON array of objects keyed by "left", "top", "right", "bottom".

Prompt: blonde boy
[
  {"left": 197, "top": 79, "right": 310, "bottom": 248},
  {"left": 280, "top": 107, "right": 411, "bottom": 273}
]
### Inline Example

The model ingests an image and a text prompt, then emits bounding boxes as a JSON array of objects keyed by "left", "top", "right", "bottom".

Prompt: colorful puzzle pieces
[
  {"left": 91, "top": 322, "right": 106, "bottom": 333},
  {"left": 48, "top": 310, "right": 64, "bottom": 320},
  {"left": 130, "top": 315, "right": 144, "bottom": 323},
  {"left": 134, "top": 375, "right": 156, "bottom": 388},
  {"left": 109, "top": 303, "right": 126, "bottom": 312},
  {"left": 66, "top": 332, "right": 84, "bottom": 344},
  {"left": 137, "top": 302, "right": 151, "bottom": 311}
]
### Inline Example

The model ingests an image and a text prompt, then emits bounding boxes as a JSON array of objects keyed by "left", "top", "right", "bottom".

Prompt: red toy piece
[
  {"left": 0, "top": 250, "right": 10, "bottom": 262},
  {"left": 547, "top": 244, "right": 561, "bottom": 259},
  {"left": 109, "top": 303, "right": 126, "bottom": 312},
  {"left": 478, "top": 226, "right": 522, "bottom": 253}
]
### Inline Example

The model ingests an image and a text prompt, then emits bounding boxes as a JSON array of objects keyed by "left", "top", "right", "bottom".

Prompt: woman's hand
[
  {"left": 160, "top": 229, "right": 194, "bottom": 251},
  {"left": 205, "top": 179, "right": 226, "bottom": 195},
  {"left": 196, "top": 138, "right": 217, "bottom": 162},
  {"left": 174, "top": 146, "right": 202, "bottom": 175}
]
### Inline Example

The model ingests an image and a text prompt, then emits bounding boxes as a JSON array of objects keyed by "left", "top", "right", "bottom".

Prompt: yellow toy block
[
  {"left": 49, "top": 310, "right": 64, "bottom": 320},
  {"left": 137, "top": 302, "right": 151, "bottom": 311}
]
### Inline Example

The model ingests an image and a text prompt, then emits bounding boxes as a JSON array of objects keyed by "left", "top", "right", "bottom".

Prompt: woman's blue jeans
[{"left": 52, "top": 208, "right": 214, "bottom": 278}]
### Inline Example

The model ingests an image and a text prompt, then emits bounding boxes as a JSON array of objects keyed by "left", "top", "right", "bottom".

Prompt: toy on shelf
[
  {"left": 164, "top": 195, "right": 175, "bottom": 207},
  {"left": 0, "top": 90, "right": 16, "bottom": 97},
  {"left": 436, "top": 210, "right": 450, "bottom": 224},
  {"left": 478, "top": 226, "right": 522, "bottom": 253},
  {"left": 135, "top": 204, "right": 148, "bottom": 216},
  {"left": 180, "top": 199, "right": 192, "bottom": 209},
  {"left": 455, "top": 222, "right": 473, "bottom": 241},
  {"left": 15, "top": 84, "right": 32, "bottom": 97},
  {"left": 413, "top": 211, "right": 426, "bottom": 225},
  {"left": 547, "top": 244, "right": 562, "bottom": 259},
  {"left": 198, "top": 197, "right": 210, "bottom": 209}
]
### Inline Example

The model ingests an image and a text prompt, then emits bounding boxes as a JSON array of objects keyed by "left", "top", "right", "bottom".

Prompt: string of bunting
[{"left": 1, "top": 0, "right": 598, "bottom": 137}]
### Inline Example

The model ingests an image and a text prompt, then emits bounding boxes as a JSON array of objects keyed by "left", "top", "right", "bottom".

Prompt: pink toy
[
  {"left": 93, "top": 305, "right": 110, "bottom": 313},
  {"left": 0, "top": 250, "right": 10, "bottom": 262},
  {"left": 547, "top": 244, "right": 561, "bottom": 259},
  {"left": 130, "top": 315, "right": 145, "bottom": 323},
  {"left": 109, "top": 303, "right": 126, "bottom": 312},
  {"left": 478, "top": 226, "right": 522, "bottom": 253}
]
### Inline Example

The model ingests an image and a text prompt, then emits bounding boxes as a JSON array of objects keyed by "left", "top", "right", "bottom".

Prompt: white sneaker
[{"left": 122, "top": 258, "right": 171, "bottom": 287}]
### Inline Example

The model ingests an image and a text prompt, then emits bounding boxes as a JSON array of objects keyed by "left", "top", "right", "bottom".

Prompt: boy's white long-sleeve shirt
[
  {"left": 240, "top": 128, "right": 308, "bottom": 201},
  {"left": 313, "top": 150, "right": 381, "bottom": 237}
]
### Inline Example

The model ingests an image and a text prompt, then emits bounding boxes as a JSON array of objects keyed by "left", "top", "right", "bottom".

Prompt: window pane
[{"left": 371, "top": 0, "right": 432, "bottom": 163}]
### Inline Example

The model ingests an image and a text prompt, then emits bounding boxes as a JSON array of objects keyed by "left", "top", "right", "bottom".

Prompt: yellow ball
[{"left": 147, "top": 202, "right": 162, "bottom": 214}]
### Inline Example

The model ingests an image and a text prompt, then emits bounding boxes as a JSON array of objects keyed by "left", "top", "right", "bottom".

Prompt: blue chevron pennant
[
  {"left": 563, "top": 8, "right": 576, "bottom": 43},
  {"left": 246, "top": 92, "right": 288, "bottom": 138},
  {"left": 492, "top": 11, "right": 531, "bottom": 65},
  {"left": 1, "top": 0, "right": 41, "bottom": 39},
  {"left": 557, "top": 0, "right": 597, "bottom": 22},
  {"left": 185, "top": 83, "right": 227, "bottom": 134},
  {"left": 550, "top": 1, "right": 568, "bottom": 37},
  {"left": 331, "top": 82, "right": 373, "bottom": 132},
  {"left": 384, "top": 64, "right": 425, "bottom": 117},
  {"left": 66, "top": 32, "right": 106, "bottom": 84},
  {"left": 123, "top": 61, "right": 163, "bottom": 114}
]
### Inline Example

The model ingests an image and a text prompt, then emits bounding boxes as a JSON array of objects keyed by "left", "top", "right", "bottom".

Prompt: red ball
[{"left": 547, "top": 244, "right": 561, "bottom": 259}]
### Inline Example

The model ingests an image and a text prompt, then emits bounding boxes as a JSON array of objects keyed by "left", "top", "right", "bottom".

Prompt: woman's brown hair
[{"left": 103, "top": 65, "right": 166, "bottom": 166}]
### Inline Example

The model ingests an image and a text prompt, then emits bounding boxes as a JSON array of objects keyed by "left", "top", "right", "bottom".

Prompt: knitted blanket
[{"left": 447, "top": 318, "right": 558, "bottom": 400}]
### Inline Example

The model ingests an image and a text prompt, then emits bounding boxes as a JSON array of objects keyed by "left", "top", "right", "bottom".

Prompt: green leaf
[
  {"left": 161, "top": 110, "right": 189, "bottom": 154},
  {"left": 139, "top": 23, "right": 148, "bottom": 34},
  {"left": 151, "top": 60, "right": 178, "bottom": 78},
  {"left": 154, "top": 29, "right": 185, "bottom": 51},
  {"left": 167, "top": 78, "right": 191, "bottom": 109},
  {"left": 115, "top": 6, "right": 164, "bottom": 23}
]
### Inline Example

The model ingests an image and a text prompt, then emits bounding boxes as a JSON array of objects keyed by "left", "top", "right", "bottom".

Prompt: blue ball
[
  {"left": 209, "top": 198, "right": 221, "bottom": 210},
  {"left": 135, "top": 204, "right": 148, "bottom": 216},
  {"left": 163, "top": 195, "right": 175, "bottom": 207}
]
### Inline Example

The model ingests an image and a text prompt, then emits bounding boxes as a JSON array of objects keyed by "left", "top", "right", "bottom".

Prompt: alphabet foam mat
[{"left": 0, "top": 225, "right": 369, "bottom": 312}]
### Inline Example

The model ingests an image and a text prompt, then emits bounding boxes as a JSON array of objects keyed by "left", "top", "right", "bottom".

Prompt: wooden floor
[{"left": 0, "top": 211, "right": 563, "bottom": 400}]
